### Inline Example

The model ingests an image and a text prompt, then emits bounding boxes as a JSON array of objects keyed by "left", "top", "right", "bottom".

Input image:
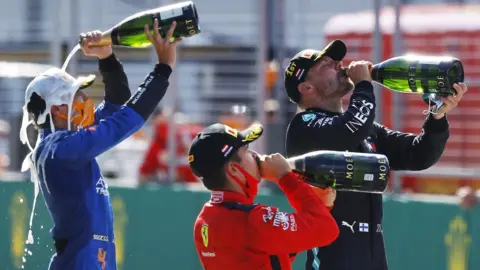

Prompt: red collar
[{"left": 209, "top": 190, "right": 254, "bottom": 205}]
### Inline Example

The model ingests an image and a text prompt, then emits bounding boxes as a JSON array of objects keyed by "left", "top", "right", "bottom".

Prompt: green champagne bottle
[
  {"left": 90, "top": 1, "right": 200, "bottom": 48},
  {"left": 370, "top": 55, "right": 464, "bottom": 97},
  {"left": 287, "top": 150, "right": 390, "bottom": 193}
]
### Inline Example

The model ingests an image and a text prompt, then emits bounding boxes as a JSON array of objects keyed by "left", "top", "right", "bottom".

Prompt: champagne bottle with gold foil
[
  {"left": 89, "top": 1, "right": 200, "bottom": 48},
  {"left": 370, "top": 55, "right": 464, "bottom": 97},
  {"left": 287, "top": 150, "right": 390, "bottom": 193}
]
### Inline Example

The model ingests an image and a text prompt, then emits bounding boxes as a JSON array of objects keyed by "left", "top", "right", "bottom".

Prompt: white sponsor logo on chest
[{"left": 345, "top": 100, "right": 374, "bottom": 133}]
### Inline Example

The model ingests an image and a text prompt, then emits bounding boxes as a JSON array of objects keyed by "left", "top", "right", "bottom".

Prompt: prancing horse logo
[{"left": 201, "top": 224, "right": 209, "bottom": 247}]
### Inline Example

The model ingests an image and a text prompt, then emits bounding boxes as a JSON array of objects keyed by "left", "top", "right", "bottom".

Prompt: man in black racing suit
[{"left": 283, "top": 40, "right": 468, "bottom": 270}]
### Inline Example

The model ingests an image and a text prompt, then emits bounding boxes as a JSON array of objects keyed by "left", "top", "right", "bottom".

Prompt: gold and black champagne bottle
[
  {"left": 288, "top": 151, "right": 390, "bottom": 193},
  {"left": 89, "top": 1, "right": 200, "bottom": 48},
  {"left": 370, "top": 55, "right": 464, "bottom": 97}
]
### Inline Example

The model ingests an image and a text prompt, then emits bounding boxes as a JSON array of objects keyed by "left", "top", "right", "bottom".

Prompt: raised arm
[
  {"left": 375, "top": 82, "right": 468, "bottom": 170},
  {"left": 374, "top": 115, "right": 449, "bottom": 170},
  {"left": 55, "top": 20, "right": 182, "bottom": 161},
  {"left": 98, "top": 53, "right": 131, "bottom": 106},
  {"left": 79, "top": 31, "right": 132, "bottom": 120},
  {"left": 55, "top": 64, "right": 172, "bottom": 161}
]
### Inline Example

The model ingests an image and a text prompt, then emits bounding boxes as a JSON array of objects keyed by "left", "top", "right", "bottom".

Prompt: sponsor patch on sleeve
[{"left": 261, "top": 207, "right": 297, "bottom": 232}]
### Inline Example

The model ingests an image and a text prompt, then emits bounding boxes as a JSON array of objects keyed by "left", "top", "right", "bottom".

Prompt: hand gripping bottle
[{"left": 89, "top": 1, "right": 200, "bottom": 48}]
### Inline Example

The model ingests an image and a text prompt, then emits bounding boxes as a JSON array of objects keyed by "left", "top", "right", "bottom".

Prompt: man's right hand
[
  {"left": 259, "top": 153, "right": 292, "bottom": 183},
  {"left": 79, "top": 31, "right": 113, "bottom": 60},
  {"left": 346, "top": 60, "right": 373, "bottom": 85},
  {"left": 144, "top": 19, "right": 182, "bottom": 69}
]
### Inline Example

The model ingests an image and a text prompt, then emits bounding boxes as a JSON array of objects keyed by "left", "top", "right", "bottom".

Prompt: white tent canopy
[{"left": 324, "top": 4, "right": 480, "bottom": 35}]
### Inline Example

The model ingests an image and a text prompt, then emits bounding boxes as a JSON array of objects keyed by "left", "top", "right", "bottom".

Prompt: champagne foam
[{"left": 61, "top": 44, "right": 81, "bottom": 71}]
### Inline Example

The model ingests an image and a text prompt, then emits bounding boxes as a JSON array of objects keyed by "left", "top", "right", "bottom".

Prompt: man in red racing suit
[{"left": 188, "top": 122, "right": 339, "bottom": 270}]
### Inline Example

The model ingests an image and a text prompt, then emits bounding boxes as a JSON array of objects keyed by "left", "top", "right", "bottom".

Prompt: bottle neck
[
  {"left": 286, "top": 156, "right": 315, "bottom": 184},
  {"left": 371, "top": 63, "right": 380, "bottom": 82},
  {"left": 88, "top": 28, "right": 113, "bottom": 47},
  {"left": 286, "top": 156, "right": 300, "bottom": 170}
]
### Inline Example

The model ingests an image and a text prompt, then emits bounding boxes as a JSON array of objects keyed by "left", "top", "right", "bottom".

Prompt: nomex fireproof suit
[
  {"left": 31, "top": 54, "right": 173, "bottom": 270},
  {"left": 285, "top": 80, "right": 450, "bottom": 270},
  {"left": 194, "top": 172, "right": 340, "bottom": 270}
]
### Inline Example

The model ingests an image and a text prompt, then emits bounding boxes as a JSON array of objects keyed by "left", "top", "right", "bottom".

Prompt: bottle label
[
  {"left": 298, "top": 151, "right": 390, "bottom": 193},
  {"left": 160, "top": 7, "right": 183, "bottom": 20},
  {"left": 407, "top": 62, "right": 419, "bottom": 92},
  {"left": 436, "top": 61, "right": 451, "bottom": 93}
]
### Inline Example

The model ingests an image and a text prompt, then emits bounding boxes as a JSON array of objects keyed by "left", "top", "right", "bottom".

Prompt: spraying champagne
[
  {"left": 62, "top": 1, "right": 200, "bottom": 70},
  {"left": 88, "top": 1, "right": 200, "bottom": 48}
]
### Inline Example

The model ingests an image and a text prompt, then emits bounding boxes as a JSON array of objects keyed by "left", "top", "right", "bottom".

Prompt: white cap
[{"left": 19, "top": 67, "right": 95, "bottom": 158}]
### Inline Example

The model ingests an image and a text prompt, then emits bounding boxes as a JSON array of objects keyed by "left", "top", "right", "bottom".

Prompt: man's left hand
[
  {"left": 311, "top": 186, "right": 336, "bottom": 207},
  {"left": 79, "top": 31, "right": 113, "bottom": 60},
  {"left": 433, "top": 83, "right": 468, "bottom": 119}
]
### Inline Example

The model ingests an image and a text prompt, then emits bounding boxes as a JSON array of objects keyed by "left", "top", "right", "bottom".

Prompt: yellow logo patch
[
  {"left": 225, "top": 126, "right": 238, "bottom": 138},
  {"left": 201, "top": 224, "right": 209, "bottom": 247},
  {"left": 285, "top": 61, "right": 297, "bottom": 77},
  {"left": 242, "top": 124, "right": 262, "bottom": 142},
  {"left": 314, "top": 48, "right": 327, "bottom": 61},
  {"left": 188, "top": 155, "right": 194, "bottom": 163}
]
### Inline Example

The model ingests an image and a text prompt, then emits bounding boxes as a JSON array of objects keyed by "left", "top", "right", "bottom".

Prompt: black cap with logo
[
  {"left": 284, "top": 39, "right": 348, "bottom": 103},
  {"left": 188, "top": 123, "right": 263, "bottom": 178}
]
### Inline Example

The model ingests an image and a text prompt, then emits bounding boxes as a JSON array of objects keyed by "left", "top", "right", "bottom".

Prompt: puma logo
[{"left": 341, "top": 221, "right": 356, "bottom": 233}]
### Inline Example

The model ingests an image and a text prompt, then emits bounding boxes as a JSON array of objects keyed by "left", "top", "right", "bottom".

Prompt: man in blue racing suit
[{"left": 19, "top": 20, "right": 181, "bottom": 270}]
